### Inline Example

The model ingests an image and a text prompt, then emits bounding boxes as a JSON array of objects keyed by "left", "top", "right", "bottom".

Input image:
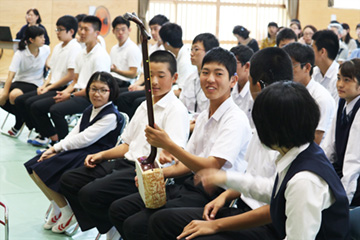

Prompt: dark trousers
[
  {"left": 115, "top": 90, "right": 145, "bottom": 120},
  {"left": 32, "top": 96, "right": 90, "bottom": 139},
  {"left": 60, "top": 158, "right": 137, "bottom": 233},
  {"left": 108, "top": 176, "right": 223, "bottom": 240},
  {"left": 149, "top": 201, "right": 280, "bottom": 240},
  {"left": 1, "top": 82, "right": 37, "bottom": 129},
  {"left": 14, "top": 87, "right": 64, "bottom": 132}
]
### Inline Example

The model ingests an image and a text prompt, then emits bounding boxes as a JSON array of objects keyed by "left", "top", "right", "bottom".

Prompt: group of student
[{"left": 0, "top": 9, "right": 360, "bottom": 240}]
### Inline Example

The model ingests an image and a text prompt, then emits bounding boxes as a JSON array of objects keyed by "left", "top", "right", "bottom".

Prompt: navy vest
[
  {"left": 270, "top": 142, "right": 350, "bottom": 239},
  {"left": 334, "top": 98, "right": 360, "bottom": 177},
  {"left": 79, "top": 103, "right": 123, "bottom": 151}
]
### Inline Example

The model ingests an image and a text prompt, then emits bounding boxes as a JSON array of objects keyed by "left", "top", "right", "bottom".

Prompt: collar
[
  {"left": 24, "top": 45, "right": 35, "bottom": 57},
  {"left": 344, "top": 95, "right": 360, "bottom": 114},
  {"left": 117, "top": 37, "right": 131, "bottom": 49},
  {"left": 86, "top": 43, "right": 100, "bottom": 55},
  {"left": 306, "top": 78, "right": 315, "bottom": 90},
  {"left": 176, "top": 45, "right": 188, "bottom": 61},
  {"left": 324, "top": 60, "right": 339, "bottom": 80},
  {"left": 62, "top": 38, "right": 77, "bottom": 50},
  {"left": 154, "top": 90, "right": 177, "bottom": 109},
  {"left": 92, "top": 101, "right": 112, "bottom": 113},
  {"left": 233, "top": 81, "right": 250, "bottom": 97},
  {"left": 207, "top": 97, "right": 234, "bottom": 122},
  {"left": 275, "top": 143, "right": 310, "bottom": 175}
]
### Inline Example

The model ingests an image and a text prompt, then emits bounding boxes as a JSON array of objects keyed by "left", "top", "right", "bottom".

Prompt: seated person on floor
[{"left": 24, "top": 71, "right": 123, "bottom": 234}]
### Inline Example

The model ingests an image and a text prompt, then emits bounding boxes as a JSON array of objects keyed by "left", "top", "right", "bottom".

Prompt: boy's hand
[
  {"left": 0, "top": 93, "right": 7, "bottom": 106},
  {"left": 134, "top": 176, "right": 139, "bottom": 188},
  {"left": 111, "top": 64, "right": 118, "bottom": 73},
  {"left": 177, "top": 220, "right": 218, "bottom": 240},
  {"left": 145, "top": 124, "right": 172, "bottom": 150},
  {"left": 159, "top": 150, "right": 178, "bottom": 165},
  {"left": 202, "top": 193, "right": 227, "bottom": 221},
  {"left": 84, "top": 152, "right": 104, "bottom": 168},
  {"left": 53, "top": 91, "right": 70, "bottom": 103},
  {"left": 195, "top": 168, "right": 227, "bottom": 192}
]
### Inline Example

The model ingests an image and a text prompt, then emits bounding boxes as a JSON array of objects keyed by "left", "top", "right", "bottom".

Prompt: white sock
[
  {"left": 48, "top": 200, "right": 61, "bottom": 219},
  {"left": 106, "top": 226, "right": 120, "bottom": 240},
  {"left": 59, "top": 205, "right": 73, "bottom": 220}
]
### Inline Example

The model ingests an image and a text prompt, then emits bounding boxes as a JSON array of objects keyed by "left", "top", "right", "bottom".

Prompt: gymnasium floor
[{"left": 0, "top": 108, "right": 105, "bottom": 239}]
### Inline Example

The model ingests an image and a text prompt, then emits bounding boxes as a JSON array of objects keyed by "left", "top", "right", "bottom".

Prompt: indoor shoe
[
  {"left": 51, "top": 213, "right": 76, "bottom": 233},
  {"left": 1, "top": 127, "right": 20, "bottom": 138},
  {"left": 43, "top": 212, "right": 61, "bottom": 230},
  {"left": 30, "top": 136, "right": 50, "bottom": 147}
]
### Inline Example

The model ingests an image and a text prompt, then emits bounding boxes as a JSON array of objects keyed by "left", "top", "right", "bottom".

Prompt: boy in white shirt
[
  {"left": 110, "top": 47, "right": 252, "bottom": 240},
  {"left": 110, "top": 16, "right": 142, "bottom": 90}
]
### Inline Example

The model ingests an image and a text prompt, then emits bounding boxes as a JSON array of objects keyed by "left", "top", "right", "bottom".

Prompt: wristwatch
[{"left": 70, "top": 93, "right": 75, "bottom": 98}]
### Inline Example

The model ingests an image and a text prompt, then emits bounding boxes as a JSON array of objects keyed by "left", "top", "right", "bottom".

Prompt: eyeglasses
[
  {"left": 191, "top": 47, "right": 205, "bottom": 53},
  {"left": 90, "top": 88, "right": 110, "bottom": 95},
  {"left": 292, "top": 63, "right": 307, "bottom": 69},
  {"left": 55, "top": 28, "right": 66, "bottom": 33}
]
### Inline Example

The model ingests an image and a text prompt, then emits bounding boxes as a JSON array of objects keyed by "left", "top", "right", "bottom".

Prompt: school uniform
[
  {"left": 321, "top": 95, "right": 360, "bottom": 206},
  {"left": 176, "top": 45, "right": 198, "bottom": 90},
  {"left": 110, "top": 38, "right": 142, "bottom": 85},
  {"left": 60, "top": 90, "right": 190, "bottom": 234},
  {"left": 306, "top": 78, "right": 336, "bottom": 140},
  {"left": 179, "top": 71, "right": 209, "bottom": 116},
  {"left": 15, "top": 39, "right": 82, "bottom": 132},
  {"left": 109, "top": 97, "right": 252, "bottom": 240},
  {"left": 271, "top": 142, "right": 349, "bottom": 239},
  {"left": 312, "top": 60, "right": 339, "bottom": 103},
  {"left": 1, "top": 45, "right": 50, "bottom": 129},
  {"left": 231, "top": 81, "right": 254, "bottom": 129},
  {"left": 24, "top": 102, "right": 122, "bottom": 192},
  {"left": 34, "top": 43, "right": 111, "bottom": 139},
  {"left": 149, "top": 131, "right": 280, "bottom": 240}
]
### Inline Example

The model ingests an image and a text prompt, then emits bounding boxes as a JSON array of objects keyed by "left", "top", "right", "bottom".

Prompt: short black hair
[
  {"left": 159, "top": 23, "right": 183, "bottom": 48},
  {"left": 75, "top": 14, "right": 87, "bottom": 23},
  {"left": 202, "top": 47, "right": 237, "bottom": 79},
  {"left": 252, "top": 81, "right": 320, "bottom": 149},
  {"left": 312, "top": 30, "right": 339, "bottom": 60},
  {"left": 112, "top": 16, "right": 130, "bottom": 29},
  {"left": 276, "top": 27, "right": 297, "bottom": 46},
  {"left": 56, "top": 15, "right": 78, "bottom": 38},
  {"left": 27, "top": 8, "right": 42, "bottom": 24},
  {"left": 230, "top": 45, "right": 254, "bottom": 66},
  {"left": 249, "top": 47, "right": 293, "bottom": 86},
  {"left": 268, "top": 22, "right": 278, "bottom": 28},
  {"left": 18, "top": 26, "right": 45, "bottom": 50},
  {"left": 149, "top": 14, "right": 169, "bottom": 26},
  {"left": 149, "top": 50, "right": 177, "bottom": 76},
  {"left": 232, "top": 25, "right": 250, "bottom": 39},
  {"left": 283, "top": 42, "right": 315, "bottom": 76},
  {"left": 83, "top": 15, "right": 102, "bottom": 31},
  {"left": 192, "top": 33, "right": 219, "bottom": 52},
  {"left": 86, "top": 71, "right": 120, "bottom": 101},
  {"left": 339, "top": 59, "right": 360, "bottom": 85}
]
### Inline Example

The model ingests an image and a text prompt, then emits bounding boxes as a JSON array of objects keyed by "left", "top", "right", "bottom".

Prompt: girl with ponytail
[{"left": 0, "top": 25, "right": 50, "bottom": 137}]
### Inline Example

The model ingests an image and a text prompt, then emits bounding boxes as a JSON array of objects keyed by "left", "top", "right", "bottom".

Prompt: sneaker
[
  {"left": 43, "top": 212, "right": 61, "bottom": 230},
  {"left": 35, "top": 140, "right": 58, "bottom": 155},
  {"left": 51, "top": 214, "right": 76, "bottom": 233},
  {"left": 30, "top": 136, "right": 50, "bottom": 147},
  {"left": 2, "top": 127, "right": 20, "bottom": 138}
]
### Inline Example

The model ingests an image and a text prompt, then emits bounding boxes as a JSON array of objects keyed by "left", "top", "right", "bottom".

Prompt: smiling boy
[{"left": 108, "top": 47, "right": 252, "bottom": 240}]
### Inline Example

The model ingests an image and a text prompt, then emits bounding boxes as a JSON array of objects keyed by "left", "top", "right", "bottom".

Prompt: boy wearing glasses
[
  {"left": 15, "top": 15, "right": 82, "bottom": 146},
  {"left": 110, "top": 16, "right": 142, "bottom": 91}
]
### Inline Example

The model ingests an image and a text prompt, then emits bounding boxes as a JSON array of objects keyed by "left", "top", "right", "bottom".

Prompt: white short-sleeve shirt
[
  {"left": 312, "top": 61, "right": 339, "bottom": 103},
  {"left": 179, "top": 71, "right": 209, "bottom": 115},
  {"left": 306, "top": 78, "right": 336, "bottom": 139},
  {"left": 74, "top": 43, "right": 111, "bottom": 89},
  {"left": 186, "top": 97, "right": 252, "bottom": 174},
  {"left": 121, "top": 90, "right": 190, "bottom": 162},
  {"left": 175, "top": 45, "right": 198, "bottom": 90},
  {"left": 9, "top": 45, "right": 50, "bottom": 87},
  {"left": 231, "top": 81, "right": 254, "bottom": 129},
  {"left": 48, "top": 39, "right": 82, "bottom": 84},
  {"left": 110, "top": 38, "right": 142, "bottom": 82}
]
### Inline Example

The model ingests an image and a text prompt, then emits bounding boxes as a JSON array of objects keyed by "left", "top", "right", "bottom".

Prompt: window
[{"left": 146, "top": 0, "right": 288, "bottom": 48}]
